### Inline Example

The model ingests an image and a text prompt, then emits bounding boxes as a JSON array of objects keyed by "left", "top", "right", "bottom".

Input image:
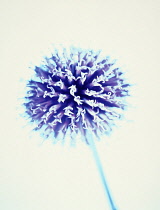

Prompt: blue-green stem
[{"left": 88, "top": 133, "right": 117, "bottom": 210}]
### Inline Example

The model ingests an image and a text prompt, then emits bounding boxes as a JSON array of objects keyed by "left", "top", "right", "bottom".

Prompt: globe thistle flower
[
  {"left": 22, "top": 46, "right": 131, "bottom": 210},
  {"left": 23, "top": 46, "right": 130, "bottom": 144}
]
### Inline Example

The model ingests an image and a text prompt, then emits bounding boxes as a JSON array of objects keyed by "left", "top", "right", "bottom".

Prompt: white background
[{"left": 0, "top": 0, "right": 160, "bottom": 210}]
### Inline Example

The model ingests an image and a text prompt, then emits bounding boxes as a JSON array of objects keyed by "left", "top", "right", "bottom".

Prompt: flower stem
[{"left": 88, "top": 134, "right": 117, "bottom": 210}]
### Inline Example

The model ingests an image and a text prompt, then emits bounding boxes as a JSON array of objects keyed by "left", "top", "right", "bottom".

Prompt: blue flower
[{"left": 24, "top": 47, "right": 130, "bottom": 143}]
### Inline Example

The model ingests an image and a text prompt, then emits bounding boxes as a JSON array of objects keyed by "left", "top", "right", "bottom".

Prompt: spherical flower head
[{"left": 23, "top": 46, "right": 130, "bottom": 144}]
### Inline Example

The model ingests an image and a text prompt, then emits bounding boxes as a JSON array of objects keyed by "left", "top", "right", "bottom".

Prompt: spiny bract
[{"left": 24, "top": 47, "right": 130, "bottom": 144}]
